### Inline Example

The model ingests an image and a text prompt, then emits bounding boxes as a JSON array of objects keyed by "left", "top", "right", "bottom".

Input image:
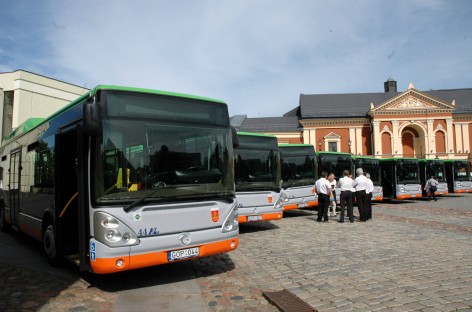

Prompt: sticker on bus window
[{"left": 211, "top": 208, "right": 219, "bottom": 222}]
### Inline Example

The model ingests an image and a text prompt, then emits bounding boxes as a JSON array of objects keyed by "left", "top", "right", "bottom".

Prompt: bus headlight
[
  {"left": 222, "top": 204, "right": 239, "bottom": 233},
  {"left": 274, "top": 193, "right": 288, "bottom": 210},
  {"left": 94, "top": 212, "right": 140, "bottom": 247}
]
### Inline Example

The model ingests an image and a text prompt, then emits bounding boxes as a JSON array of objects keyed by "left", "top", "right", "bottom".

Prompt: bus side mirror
[
  {"left": 83, "top": 98, "right": 102, "bottom": 137},
  {"left": 231, "top": 127, "right": 239, "bottom": 148}
]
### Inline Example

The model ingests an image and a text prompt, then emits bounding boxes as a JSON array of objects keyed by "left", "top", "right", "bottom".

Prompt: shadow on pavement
[
  {"left": 283, "top": 208, "right": 317, "bottom": 218},
  {"left": 239, "top": 221, "right": 279, "bottom": 234}
]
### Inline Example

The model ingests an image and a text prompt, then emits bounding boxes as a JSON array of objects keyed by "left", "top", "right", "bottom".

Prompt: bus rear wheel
[{"left": 43, "top": 224, "right": 62, "bottom": 266}]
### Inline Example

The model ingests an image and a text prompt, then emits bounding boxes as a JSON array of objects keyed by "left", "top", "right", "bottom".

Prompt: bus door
[
  {"left": 55, "top": 126, "right": 88, "bottom": 269},
  {"left": 8, "top": 149, "right": 21, "bottom": 228}
]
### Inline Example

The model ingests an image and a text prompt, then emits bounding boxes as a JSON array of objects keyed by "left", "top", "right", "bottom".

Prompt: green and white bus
[
  {"left": 0, "top": 85, "right": 239, "bottom": 274},
  {"left": 352, "top": 156, "right": 383, "bottom": 201},
  {"left": 279, "top": 144, "right": 317, "bottom": 210},
  {"left": 234, "top": 132, "right": 284, "bottom": 223},
  {"left": 444, "top": 159, "right": 472, "bottom": 193},
  {"left": 418, "top": 159, "right": 448, "bottom": 196},
  {"left": 379, "top": 158, "right": 422, "bottom": 200}
]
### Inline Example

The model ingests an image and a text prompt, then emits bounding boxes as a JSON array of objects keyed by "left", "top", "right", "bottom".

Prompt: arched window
[
  {"left": 402, "top": 131, "right": 415, "bottom": 157},
  {"left": 435, "top": 131, "right": 446, "bottom": 153},
  {"left": 381, "top": 132, "right": 392, "bottom": 155}
]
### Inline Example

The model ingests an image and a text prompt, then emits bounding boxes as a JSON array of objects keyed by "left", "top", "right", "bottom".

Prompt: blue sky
[{"left": 1, "top": 0, "right": 471, "bottom": 117}]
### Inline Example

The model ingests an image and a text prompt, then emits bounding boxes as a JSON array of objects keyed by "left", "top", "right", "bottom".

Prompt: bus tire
[
  {"left": 0, "top": 205, "right": 11, "bottom": 232},
  {"left": 43, "top": 224, "right": 62, "bottom": 266}
]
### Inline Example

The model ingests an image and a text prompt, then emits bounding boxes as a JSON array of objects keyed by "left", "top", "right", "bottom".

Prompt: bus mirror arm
[
  {"left": 83, "top": 98, "right": 103, "bottom": 137},
  {"left": 231, "top": 127, "right": 239, "bottom": 148}
]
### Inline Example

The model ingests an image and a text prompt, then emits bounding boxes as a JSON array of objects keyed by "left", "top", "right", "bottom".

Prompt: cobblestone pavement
[{"left": 1, "top": 194, "right": 472, "bottom": 311}]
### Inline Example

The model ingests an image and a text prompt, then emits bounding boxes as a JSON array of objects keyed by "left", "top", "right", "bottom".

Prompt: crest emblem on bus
[
  {"left": 267, "top": 194, "right": 273, "bottom": 204},
  {"left": 211, "top": 208, "right": 219, "bottom": 222}
]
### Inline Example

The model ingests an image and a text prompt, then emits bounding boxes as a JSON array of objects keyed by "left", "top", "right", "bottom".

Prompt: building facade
[
  {"left": 0, "top": 70, "right": 88, "bottom": 141},
  {"left": 232, "top": 79, "right": 472, "bottom": 161}
]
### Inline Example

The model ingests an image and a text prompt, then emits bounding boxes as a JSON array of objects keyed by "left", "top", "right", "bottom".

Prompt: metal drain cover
[{"left": 263, "top": 289, "right": 317, "bottom": 312}]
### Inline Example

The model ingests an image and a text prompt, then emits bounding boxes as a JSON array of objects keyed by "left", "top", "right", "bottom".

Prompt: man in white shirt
[
  {"left": 338, "top": 169, "right": 354, "bottom": 223},
  {"left": 353, "top": 168, "right": 368, "bottom": 222},
  {"left": 314, "top": 171, "right": 332, "bottom": 222},
  {"left": 365, "top": 173, "right": 374, "bottom": 220}
]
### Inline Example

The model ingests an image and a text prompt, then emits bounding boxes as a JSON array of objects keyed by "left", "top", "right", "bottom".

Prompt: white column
[
  {"left": 462, "top": 123, "right": 470, "bottom": 153},
  {"left": 355, "top": 128, "right": 362, "bottom": 155},
  {"left": 372, "top": 121, "right": 380, "bottom": 157},
  {"left": 454, "top": 123, "right": 463, "bottom": 153},
  {"left": 392, "top": 120, "right": 400, "bottom": 155},
  {"left": 349, "top": 128, "right": 356, "bottom": 154},
  {"left": 303, "top": 129, "right": 311, "bottom": 145},
  {"left": 427, "top": 119, "right": 434, "bottom": 155},
  {"left": 446, "top": 118, "right": 454, "bottom": 154}
]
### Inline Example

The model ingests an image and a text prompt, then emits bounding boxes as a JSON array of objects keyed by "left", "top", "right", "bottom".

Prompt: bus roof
[
  {"left": 417, "top": 158, "right": 444, "bottom": 162},
  {"left": 443, "top": 159, "right": 468, "bottom": 163},
  {"left": 1, "top": 117, "right": 45, "bottom": 145},
  {"left": 315, "top": 151, "right": 351, "bottom": 156},
  {"left": 279, "top": 144, "right": 314, "bottom": 148},
  {"left": 237, "top": 131, "right": 277, "bottom": 138},
  {"left": 1, "top": 85, "right": 226, "bottom": 147},
  {"left": 379, "top": 157, "right": 419, "bottom": 161}
]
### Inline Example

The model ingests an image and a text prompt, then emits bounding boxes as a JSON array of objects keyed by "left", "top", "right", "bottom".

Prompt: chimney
[{"left": 384, "top": 78, "right": 397, "bottom": 93}]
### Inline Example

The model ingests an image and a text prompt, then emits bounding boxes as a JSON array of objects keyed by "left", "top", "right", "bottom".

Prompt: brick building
[{"left": 232, "top": 79, "right": 472, "bottom": 160}]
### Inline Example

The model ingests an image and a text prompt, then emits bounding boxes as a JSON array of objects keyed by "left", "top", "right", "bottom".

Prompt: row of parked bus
[
  {"left": 234, "top": 131, "right": 472, "bottom": 224},
  {"left": 0, "top": 86, "right": 470, "bottom": 275}
]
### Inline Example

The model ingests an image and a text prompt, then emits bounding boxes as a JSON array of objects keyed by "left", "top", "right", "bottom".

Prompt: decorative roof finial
[{"left": 408, "top": 83, "right": 415, "bottom": 89}]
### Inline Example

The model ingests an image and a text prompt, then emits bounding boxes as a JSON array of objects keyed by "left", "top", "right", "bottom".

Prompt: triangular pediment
[
  {"left": 324, "top": 132, "right": 341, "bottom": 139},
  {"left": 370, "top": 88, "right": 455, "bottom": 114}
]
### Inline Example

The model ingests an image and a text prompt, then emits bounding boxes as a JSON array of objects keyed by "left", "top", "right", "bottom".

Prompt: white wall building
[{"left": 0, "top": 70, "right": 89, "bottom": 141}]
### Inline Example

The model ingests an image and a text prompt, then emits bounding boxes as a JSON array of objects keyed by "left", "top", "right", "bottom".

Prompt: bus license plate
[
  {"left": 247, "top": 215, "right": 263, "bottom": 222},
  {"left": 298, "top": 203, "right": 308, "bottom": 208},
  {"left": 168, "top": 247, "right": 199, "bottom": 261}
]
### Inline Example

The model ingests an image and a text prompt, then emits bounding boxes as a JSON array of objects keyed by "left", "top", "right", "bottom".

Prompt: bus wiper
[{"left": 123, "top": 182, "right": 172, "bottom": 213}]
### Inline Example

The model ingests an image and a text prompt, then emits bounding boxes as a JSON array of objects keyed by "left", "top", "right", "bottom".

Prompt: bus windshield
[
  {"left": 280, "top": 147, "right": 316, "bottom": 188},
  {"left": 318, "top": 153, "right": 352, "bottom": 181},
  {"left": 91, "top": 91, "right": 234, "bottom": 206},
  {"left": 355, "top": 158, "right": 381, "bottom": 184},
  {"left": 455, "top": 161, "right": 470, "bottom": 181},
  {"left": 429, "top": 161, "right": 446, "bottom": 182},
  {"left": 235, "top": 135, "right": 279, "bottom": 191},
  {"left": 397, "top": 160, "right": 420, "bottom": 184}
]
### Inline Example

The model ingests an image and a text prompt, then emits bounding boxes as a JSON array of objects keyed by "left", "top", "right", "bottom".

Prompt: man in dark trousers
[
  {"left": 353, "top": 168, "right": 368, "bottom": 222},
  {"left": 314, "top": 171, "right": 332, "bottom": 222}
]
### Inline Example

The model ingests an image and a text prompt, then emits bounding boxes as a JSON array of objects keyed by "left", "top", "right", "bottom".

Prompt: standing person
[
  {"left": 327, "top": 173, "right": 337, "bottom": 217},
  {"left": 314, "top": 171, "right": 332, "bottom": 222},
  {"left": 365, "top": 173, "right": 374, "bottom": 220},
  {"left": 353, "top": 168, "right": 368, "bottom": 222},
  {"left": 425, "top": 175, "right": 439, "bottom": 201},
  {"left": 338, "top": 169, "right": 354, "bottom": 223}
]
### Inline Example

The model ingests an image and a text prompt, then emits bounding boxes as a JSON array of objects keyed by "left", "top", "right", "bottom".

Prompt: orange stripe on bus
[
  {"left": 90, "top": 238, "right": 239, "bottom": 274},
  {"left": 283, "top": 204, "right": 298, "bottom": 211},
  {"left": 238, "top": 211, "right": 283, "bottom": 223}
]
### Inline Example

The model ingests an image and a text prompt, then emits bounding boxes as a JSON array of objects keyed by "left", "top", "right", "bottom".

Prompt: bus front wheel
[{"left": 43, "top": 224, "right": 61, "bottom": 266}]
